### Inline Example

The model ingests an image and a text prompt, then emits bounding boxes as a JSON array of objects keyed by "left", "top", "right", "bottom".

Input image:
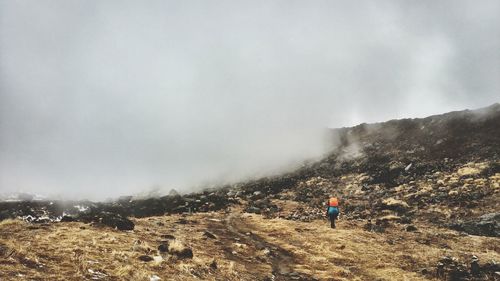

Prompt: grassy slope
[{"left": 1, "top": 205, "right": 499, "bottom": 281}]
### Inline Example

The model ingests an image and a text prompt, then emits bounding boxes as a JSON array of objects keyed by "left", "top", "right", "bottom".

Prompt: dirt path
[{"left": 209, "top": 211, "right": 316, "bottom": 281}]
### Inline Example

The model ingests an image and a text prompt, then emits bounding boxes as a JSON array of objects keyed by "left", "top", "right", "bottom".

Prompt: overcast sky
[{"left": 1, "top": 1, "right": 499, "bottom": 199}]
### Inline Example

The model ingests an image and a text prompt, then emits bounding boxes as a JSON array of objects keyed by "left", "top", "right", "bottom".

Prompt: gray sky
[{"left": 1, "top": 1, "right": 499, "bottom": 199}]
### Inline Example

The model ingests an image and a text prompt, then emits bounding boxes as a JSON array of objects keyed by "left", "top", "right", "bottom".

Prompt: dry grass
[
  {"left": 0, "top": 207, "right": 498, "bottom": 281},
  {"left": 244, "top": 214, "right": 499, "bottom": 280}
]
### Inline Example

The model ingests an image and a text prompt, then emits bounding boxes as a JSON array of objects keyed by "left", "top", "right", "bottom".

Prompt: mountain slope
[{"left": 0, "top": 104, "right": 499, "bottom": 280}]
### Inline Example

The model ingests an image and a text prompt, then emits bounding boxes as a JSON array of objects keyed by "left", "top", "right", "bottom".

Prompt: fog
[{"left": 1, "top": 1, "right": 499, "bottom": 200}]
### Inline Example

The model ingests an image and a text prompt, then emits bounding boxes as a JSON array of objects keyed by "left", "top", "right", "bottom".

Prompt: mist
[{"left": 1, "top": 1, "right": 499, "bottom": 200}]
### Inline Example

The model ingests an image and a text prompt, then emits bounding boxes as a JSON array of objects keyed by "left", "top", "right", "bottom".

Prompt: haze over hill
[{"left": 1, "top": 0, "right": 500, "bottom": 199}]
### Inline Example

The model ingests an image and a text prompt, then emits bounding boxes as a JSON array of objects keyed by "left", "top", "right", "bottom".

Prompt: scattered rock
[
  {"left": 436, "top": 256, "right": 469, "bottom": 280},
  {"left": 138, "top": 255, "right": 154, "bottom": 262}
]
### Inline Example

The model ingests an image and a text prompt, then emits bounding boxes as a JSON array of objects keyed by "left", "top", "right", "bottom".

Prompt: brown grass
[{"left": 0, "top": 207, "right": 498, "bottom": 281}]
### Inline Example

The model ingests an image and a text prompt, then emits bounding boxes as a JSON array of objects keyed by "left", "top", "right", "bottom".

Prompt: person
[{"left": 326, "top": 196, "right": 340, "bottom": 228}]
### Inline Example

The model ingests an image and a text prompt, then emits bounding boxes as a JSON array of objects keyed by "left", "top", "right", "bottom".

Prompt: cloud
[{"left": 0, "top": 0, "right": 499, "bottom": 199}]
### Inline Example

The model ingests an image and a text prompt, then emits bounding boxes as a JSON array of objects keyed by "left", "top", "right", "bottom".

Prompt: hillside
[{"left": 1, "top": 104, "right": 499, "bottom": 281}]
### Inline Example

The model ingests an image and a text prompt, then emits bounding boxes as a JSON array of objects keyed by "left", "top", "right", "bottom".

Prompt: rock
[
  {"left": 100, "top": 213, "right": 135, "bottom": 231},
  {"left": 405, "top": 163, "right": 413, "bottom": 171},
  {"left": 405, "top": 225, "right": 417, "bottom": 232},
  {"left": 364, "top": 219, "right": 387, "bottom": 233},
  {"left": 209, "top": 259, "right": 217, "bottom": 270},
  {"left": 481, "top": 260, "right": 500, "bottom": 276},
  {"left": 436, "top": 256, "right": 469, "bottom": 280},
  {"left": 246, "top": 206, "right": 261, "bottom": 214},
  {"left": 138, "top": 255, "right": 154, "bottom": 262},
  {"left": 168, "top": 240, "right": 194, "bottom": 259},
  {"left": 203, "top": 231, "right": 217, "bottom": 239},
  {"left": 470, "top": 256, "right": 480, "bottom": 276},
  {"left": 158, "top": 243, "right": 169, "bottom": 253},
  {"left": 173, "top": 248, "right": 193, "bottom": 259},
  {"left": 246, "top": 198, "right": 279, "bottom": 216},
  {"left": 449, "top": 212, "right": 500, "bottom": 237},
  {"left": 60, "top": 215, "right": 75, "bottom": 222},
  {"left": 252, "top": 191, "right": 265, "bottom": 200}
]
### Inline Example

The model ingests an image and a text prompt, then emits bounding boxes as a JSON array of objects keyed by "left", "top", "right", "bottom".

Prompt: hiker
[{"left": 326, "top": 196, "right": 340, "bottom": 228}]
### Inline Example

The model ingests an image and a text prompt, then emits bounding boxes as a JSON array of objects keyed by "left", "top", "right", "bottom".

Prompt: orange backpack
[{"left": 329, "top": 197, "right": 339, "bottom": 207}]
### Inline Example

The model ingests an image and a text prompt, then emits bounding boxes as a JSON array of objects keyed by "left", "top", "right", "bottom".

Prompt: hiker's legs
[{"left": 330, "top": 216, "right": 336, "bottom": 228}]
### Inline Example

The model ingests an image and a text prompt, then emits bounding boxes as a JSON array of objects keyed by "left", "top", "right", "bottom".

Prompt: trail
[{"left": 209, "top": 211, "right": 316, "bottom": 281}]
